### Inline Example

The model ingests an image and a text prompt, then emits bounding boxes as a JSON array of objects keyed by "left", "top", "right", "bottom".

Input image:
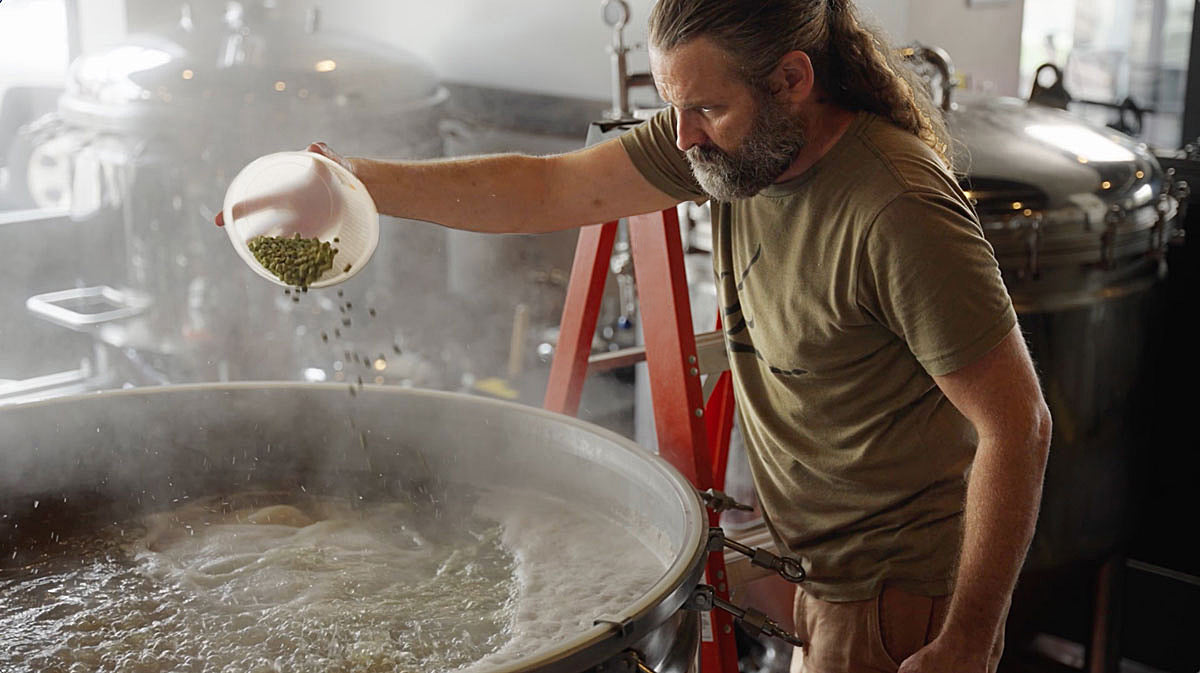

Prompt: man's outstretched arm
[
  {"left": 347, "top": 138, "right": 680, "bottom": 234},
  {"left": 901, "top": 325, "right": 1052, "bottom": 673},
  {"left": 215, "top": 139, "right": 680, "bottom": 234}
]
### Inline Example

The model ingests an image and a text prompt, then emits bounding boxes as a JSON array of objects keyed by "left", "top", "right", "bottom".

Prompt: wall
[
  {"left": 75, "top": 0, "right": 127, "bottom": 56},
  {"left": 317, "top": 0, "right": 911, "bottom": 101},
  {"left": 0, "top": 0, "right": 73, "bottom": 105},
  {"left": 902, "top": 0, "right": 1026, "bottom": 96},
  {"left": 116, "top": 1, "right": 1019, "bottom": 101},
  {"left": 314, "top": 0, "right": 651, "bottom": 101}
]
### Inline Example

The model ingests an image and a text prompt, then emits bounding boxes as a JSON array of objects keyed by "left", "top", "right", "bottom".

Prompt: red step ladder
[{"left": 544, "top": 205, "right": 740, "bottom": 673}]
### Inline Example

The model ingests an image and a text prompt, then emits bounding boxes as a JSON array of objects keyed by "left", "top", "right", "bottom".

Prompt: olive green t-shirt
[{"left": 619, "top": 108, "right": 1016, "bottom": 601}]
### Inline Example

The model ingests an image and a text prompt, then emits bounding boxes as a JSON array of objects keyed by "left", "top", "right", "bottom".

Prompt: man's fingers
[{"left": 307, "top": 141, "right": 353, "bottom": 173}]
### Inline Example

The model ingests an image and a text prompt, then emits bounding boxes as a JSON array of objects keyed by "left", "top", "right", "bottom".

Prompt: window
[
  {"left": 1020, "top": 0, "right": 1194, "bottom": 148},
  {"left": 0, "top": 0, "right": 70, "bottom": 106}
]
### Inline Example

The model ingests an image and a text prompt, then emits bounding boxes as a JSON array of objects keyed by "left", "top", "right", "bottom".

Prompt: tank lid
[
  {"left": 949, "top": 93, "right": 1162, "bottom": 221},
  {"left": 58, "top": 2, "right": 446, "bottom": 130},
  {"left": 948, "top": 94, "right": 1180, "bottom": 311}
]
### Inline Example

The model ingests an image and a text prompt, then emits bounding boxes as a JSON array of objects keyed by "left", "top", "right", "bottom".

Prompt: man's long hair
[{"left": 649, "top": 0, "right": 953, "bottom": 170}]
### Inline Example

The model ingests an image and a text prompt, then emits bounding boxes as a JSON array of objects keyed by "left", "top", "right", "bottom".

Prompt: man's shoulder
[
  {"left": 784, "top": 114, "right": 922, "bottom": 220},
  {"left": 851, "top": 113, "right": 958, "bottom": 196},
  {"left": 618, "top": 106, "right": 706, "bottom": 203}
]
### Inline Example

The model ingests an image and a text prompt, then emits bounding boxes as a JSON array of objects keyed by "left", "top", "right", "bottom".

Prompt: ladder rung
[{"left": 587, "top": 330, "right": 729, "bottom": 374}]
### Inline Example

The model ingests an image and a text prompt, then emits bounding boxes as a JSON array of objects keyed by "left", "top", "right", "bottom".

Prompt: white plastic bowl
[{"left": 222, "top": 151, "right": 379, "bottom": 288}]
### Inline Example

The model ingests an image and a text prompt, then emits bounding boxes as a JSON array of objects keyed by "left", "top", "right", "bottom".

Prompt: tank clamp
[
  {"left": 593, "top": 616, "right": 635, "bottom": 639},
  {"left": 686, "top": 584, "right": 805, "bottom": 648},
  {"left": 707, "top": 527, "right": 807, "bottom": 583},
  {"left": 698, "top": 488, "right": 754, "bottom": 514}
]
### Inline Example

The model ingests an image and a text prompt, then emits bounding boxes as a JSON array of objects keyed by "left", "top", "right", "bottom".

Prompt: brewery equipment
[
  {"left": 0, "top": 383, "right": 809, "bottom": 671},
  {"left": 0, "top": 384, "right": 706, "bottom": 672},
  {"left": 943, "top": 90, "right": 1184, "bottom": 573},
  {"left": 5, "top": 2, "right": 449, "bottom": 396}
]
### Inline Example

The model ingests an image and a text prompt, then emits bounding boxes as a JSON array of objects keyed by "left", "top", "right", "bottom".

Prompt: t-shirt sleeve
[
  {"left": 859, "top": 190, "right": 1017, "bottom": 377},
  {"left": 617, "top": 107, "right": 708, "bottom": 203}
]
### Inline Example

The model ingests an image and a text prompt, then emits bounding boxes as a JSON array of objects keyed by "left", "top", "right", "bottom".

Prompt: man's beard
[{"left": 685, "top": 95, "right": 807, "bottom": 201}]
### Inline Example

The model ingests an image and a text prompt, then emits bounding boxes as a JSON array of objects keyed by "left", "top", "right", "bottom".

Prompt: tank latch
[
  {"left": 685, "top": 584, "right": 804, "bottom": 648},
  {"left": 698, "top": 488, "right": 754, "bottom": 514},
  {"left": 707, "top": 527, "right": 806, "bottom": 584}
]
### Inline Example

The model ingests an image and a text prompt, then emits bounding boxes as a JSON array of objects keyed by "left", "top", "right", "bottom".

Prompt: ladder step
[{"left": 587, "top": 330, "right": 729, "bottom": 374}]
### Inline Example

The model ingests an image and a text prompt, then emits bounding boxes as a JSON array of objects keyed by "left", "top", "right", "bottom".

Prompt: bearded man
[{"left": 218, "top": 1, "right": 1051, "bottom": 671}]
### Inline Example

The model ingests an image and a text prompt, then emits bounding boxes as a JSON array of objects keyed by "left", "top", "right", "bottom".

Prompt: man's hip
[{"left": 789, "top": 585, "right": 1005, "bottom": 673}]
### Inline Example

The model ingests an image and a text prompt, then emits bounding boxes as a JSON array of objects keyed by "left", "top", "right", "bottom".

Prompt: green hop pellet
[{"left": 247, "top": 234, "right": 338, "bottom": 287}]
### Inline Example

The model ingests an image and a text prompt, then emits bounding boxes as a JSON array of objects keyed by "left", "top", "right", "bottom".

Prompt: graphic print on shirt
[{"left": 719, "top": 241, "right": 808, "bottom": 377}]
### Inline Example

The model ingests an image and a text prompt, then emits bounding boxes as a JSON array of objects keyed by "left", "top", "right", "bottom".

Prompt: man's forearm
[
  {"left": 338, "top": 139, "right": 680, "bottom": 236},
  {"left": 350, "top": 154, "right": 565, "bottom": 234},
  {"left": 943, "top": 427, "right": 1050, "bottom": 650}
]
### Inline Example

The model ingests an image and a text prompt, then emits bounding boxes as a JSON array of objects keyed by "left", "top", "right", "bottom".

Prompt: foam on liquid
[{"left": 0, "top": 487, "right": 670, "bottom": 672}]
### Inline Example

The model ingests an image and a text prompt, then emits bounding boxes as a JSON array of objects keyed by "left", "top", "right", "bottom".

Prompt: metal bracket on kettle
[
  {"left": 698, "top": 488, "right": 754, "bottom": 514},
  {"left": 1014, "top": 212, "right": 1044, "bottom": 280},
  {"left": 1174, "top": 180, "right": 1191, "bottom": 244},
  {"left": 685, "top": 584, "right": 804, "bottom": 648},
  {"left": 706, "top": 527, "right": 806, "bottom": 584},
  {"left": 589, "top": 649, "right": 656, "bottom": 673},
  {"left": 1164, "top": 169, "right": 1190, "bottom": 246},
  {"left": 1101, "top": 204, "right": 1126, "bottom": 270}
]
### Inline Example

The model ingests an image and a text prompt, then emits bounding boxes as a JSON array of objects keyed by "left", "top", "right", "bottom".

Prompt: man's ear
[{"left": 772, "top": 50, "right": 816, "bottom": 104}]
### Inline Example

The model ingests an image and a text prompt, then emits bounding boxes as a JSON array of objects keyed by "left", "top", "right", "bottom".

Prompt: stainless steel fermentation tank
[
  {"left": 0, "top": 384, "right": 705, "bottom": 673},
  {"left": 17, "top": 2, "right": 447, "bottom": 387},
  {"left": 945, "top": 93, "right": 1184, "bottom": 572},
  {"left": 903, "top": 46, "right": 1190, "bottom": 666}
]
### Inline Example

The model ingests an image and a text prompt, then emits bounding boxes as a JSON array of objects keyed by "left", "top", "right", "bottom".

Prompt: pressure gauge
[{"left": 602, "top": 0, "right": 630, "bottom": 31}]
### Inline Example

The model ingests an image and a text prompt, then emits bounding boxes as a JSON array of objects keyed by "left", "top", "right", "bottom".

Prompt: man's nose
[{"left": 675, "top": 111, "right": 707, "bottom": 152}]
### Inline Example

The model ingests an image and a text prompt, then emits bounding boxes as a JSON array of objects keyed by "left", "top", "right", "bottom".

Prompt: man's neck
[{"left": 774, "top": 103, "right": 858, "bottom": 183}]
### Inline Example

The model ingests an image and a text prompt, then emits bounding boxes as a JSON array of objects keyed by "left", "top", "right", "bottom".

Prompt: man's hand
[
  {"left": 898, "top": 634, "right": 991, "bottom": 673},
  {"left": 212, "top": 142, "right": 353, "bottom": 228},
  {"left": 306, "top": 141, "right": 355, "bottom": 174}
]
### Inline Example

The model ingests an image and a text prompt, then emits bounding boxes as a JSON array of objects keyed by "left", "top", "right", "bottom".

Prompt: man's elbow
[{"left": 1030, "top": 400, "right": 1052, "bottom": 468}]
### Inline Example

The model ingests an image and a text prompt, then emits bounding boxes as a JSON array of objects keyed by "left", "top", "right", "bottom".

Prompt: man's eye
[{"left": 699, "top": 106, "right": 715, "bottom": 114}]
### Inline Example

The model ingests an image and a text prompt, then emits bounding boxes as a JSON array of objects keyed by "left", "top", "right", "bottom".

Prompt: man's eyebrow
[
  {"left": 657, "top": 92, "right": 714, "bottom": 110},
  {"left": 653, "top": 78, "right": 718, "bottom": 110}
]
